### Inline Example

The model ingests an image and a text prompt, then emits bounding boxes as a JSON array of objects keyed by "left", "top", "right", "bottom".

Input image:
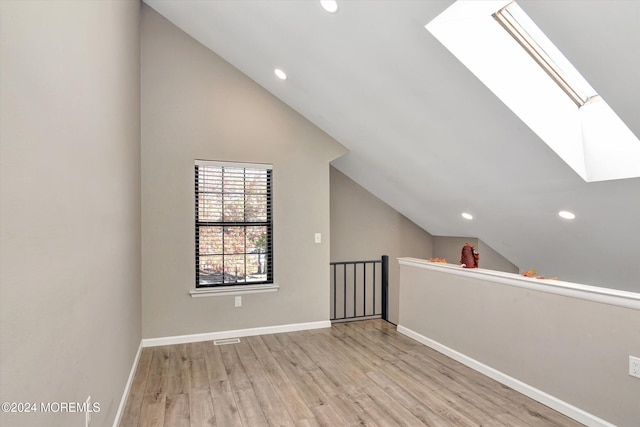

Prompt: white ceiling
[{"left": 144, "top": 0, "right": 640, "bottom": 292}]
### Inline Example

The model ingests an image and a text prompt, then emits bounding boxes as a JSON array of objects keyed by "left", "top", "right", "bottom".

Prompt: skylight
[{"left": 426, "top": 0, "right": 640, "bottom": 182}]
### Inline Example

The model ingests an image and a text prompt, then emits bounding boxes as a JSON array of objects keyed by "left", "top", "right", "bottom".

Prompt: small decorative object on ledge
[
  {"left": 428, "top": 257, "right": 447, "bottom": 263},
  {"left": 460, "top": 243, "right": 479, "bottom": 268},
  {"left": 522, "top": 268, "right": 558, "bottom": 280}
]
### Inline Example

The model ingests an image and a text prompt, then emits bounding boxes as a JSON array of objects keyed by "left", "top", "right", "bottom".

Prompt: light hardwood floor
[{"left": 120, "top": 320, "right": 584, "bottom": 426}]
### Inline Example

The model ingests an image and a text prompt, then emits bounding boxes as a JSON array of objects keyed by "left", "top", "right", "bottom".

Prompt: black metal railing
[{"left": 330, "top": 255, "right": 388, "bottom": 322}]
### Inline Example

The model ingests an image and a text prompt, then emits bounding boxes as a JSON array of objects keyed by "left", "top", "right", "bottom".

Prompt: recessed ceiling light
[
  {"left": 274, "top": 68, "right": 287, "bottom": 80},
  {"left": 461, "top": 212, "right": 473, "bottom": 220},
  {"left": 558, "top": 210, "right": 576, "bottom": 220},
  {"left": 320, "top": 0, "right": 338, "bottom": 13}
]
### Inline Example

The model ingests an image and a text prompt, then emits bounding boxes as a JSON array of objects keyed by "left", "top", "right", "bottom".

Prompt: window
[{"left": 195, "top": 160, "right": 273, "bottom": 288}]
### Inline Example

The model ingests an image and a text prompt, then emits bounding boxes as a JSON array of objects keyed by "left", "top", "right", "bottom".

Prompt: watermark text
[{"left": 2, "top": 401, "right": 100, "bottom": 413}]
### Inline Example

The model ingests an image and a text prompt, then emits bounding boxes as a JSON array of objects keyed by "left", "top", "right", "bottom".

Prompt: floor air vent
[{"left": 213, "top": 338, "right": 240, "bottom": 346}]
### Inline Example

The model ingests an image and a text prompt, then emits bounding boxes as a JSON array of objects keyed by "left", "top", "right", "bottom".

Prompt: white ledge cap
[{"left": 398, "top": 258, "right": 640, "bottom": 311}]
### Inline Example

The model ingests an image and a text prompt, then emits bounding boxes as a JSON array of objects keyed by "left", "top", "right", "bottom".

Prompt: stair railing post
[{"left": 381, "top": 255, "right": 389, "bottom": 321}]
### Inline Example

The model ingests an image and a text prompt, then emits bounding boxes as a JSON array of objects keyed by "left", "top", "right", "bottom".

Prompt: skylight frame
[{"left": 492, "top": 1, "right": 598, "bottom": 107}]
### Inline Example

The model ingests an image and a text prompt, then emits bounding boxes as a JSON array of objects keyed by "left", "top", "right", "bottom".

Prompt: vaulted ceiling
[{"left": 144, "top": 0, "right": 640, "bottom": 292}]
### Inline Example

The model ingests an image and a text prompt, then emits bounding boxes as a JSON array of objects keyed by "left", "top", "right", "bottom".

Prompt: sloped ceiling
[{"left": 143, "top": 0, "right": 640, "bottom": 292}]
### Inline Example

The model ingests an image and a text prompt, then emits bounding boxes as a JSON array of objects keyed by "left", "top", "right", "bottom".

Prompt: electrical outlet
[
  {"left": 630, "top": 356, "right": 640, "bottom": 379},
  {"left": 85, "top": 396, "right": 91, "bottom": 427},
  {"left": 234, "top": 296, "right": 242, "bottom": 307}
]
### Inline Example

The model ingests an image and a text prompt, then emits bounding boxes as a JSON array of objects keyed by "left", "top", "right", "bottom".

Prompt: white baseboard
[
  {"left": 112, "top": 341, "right": 143, "bottom": 427},
  {"left": 142, "top": 320, "right": 332, "bottom": 348},
  {"left": 396, "top": 325, "right": 615, "bottom": 427}
]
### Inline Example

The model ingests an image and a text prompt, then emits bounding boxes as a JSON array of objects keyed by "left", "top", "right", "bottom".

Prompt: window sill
[{"left": 189, "top": 283, "right": 280, "bottom": 298}]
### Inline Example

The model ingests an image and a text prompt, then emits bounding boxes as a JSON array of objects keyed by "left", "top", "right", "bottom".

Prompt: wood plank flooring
[{"left": 119, "top": 320, "right": 584, "bottom": 426}]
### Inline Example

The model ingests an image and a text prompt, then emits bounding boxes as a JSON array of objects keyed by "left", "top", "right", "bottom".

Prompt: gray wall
[
  {"left": 330, "top": 167, "right": 434, "bottom": 324},
  {"left": 330, "top": 169, "right": 519, "bottom": 324},
  {"left": 477, "top": 239, "right": 520, "bottom": 274},
  {"left": 399, "top": 262, "right": 640, "bottom": 427},
  {"left": 141, "top": 6, "right": 346, "bottom": 339},
  {"left": 0, "top": 1, "right": 141, "bottom": 426}
]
